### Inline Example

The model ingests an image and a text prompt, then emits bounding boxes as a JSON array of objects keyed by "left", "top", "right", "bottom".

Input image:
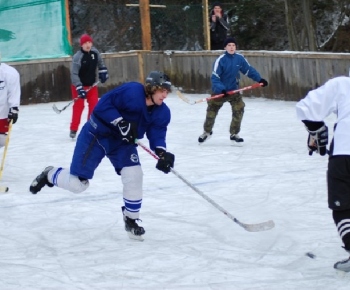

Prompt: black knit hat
[
  {"left": 212, "top": 2, "right": 222, "bottom": 8},
  {"left": 224, "top": 37, "right": 237, "bottom": 47}
]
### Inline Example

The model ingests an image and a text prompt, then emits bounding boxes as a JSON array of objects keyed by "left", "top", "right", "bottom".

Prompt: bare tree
[
  {"left": 284, "top": 0, "right": 300, "bottom": 50},
  {"left": 301, "top": 0, "right": 317, "bottom": 50}
]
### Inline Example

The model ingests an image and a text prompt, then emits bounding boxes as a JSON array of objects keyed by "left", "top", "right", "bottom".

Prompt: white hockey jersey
[
  {"left": 296, "top": 76, "right": 350, "bottom": 156},
  {"left": 0, "top": 63, "right": 20, "bottom": 119}
]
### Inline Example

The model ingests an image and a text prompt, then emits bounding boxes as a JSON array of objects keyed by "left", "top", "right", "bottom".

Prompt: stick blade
[
  {"left": 176, "top": 91, "right": 195, "bottom": 105},
  {"left": 235, "top": 218, "right": 275, "bottom": 232},
  {"left": 52, "top": 104, "right": 62, "bottom": 114},
  {"left": 0, "top": 186, "right": 9, "bottom": 193}
]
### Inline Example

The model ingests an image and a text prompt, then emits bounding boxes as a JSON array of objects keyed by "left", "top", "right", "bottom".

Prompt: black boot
[
  {"left": 121, "top": 206, "right": 145, "bottom": 240},
  {"left": 29, "top": 166, "right": 54, "bottom": 194}
]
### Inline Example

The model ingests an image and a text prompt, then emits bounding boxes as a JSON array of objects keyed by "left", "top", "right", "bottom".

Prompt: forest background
[{"left": 69, "top": 0, "right": 350, "bottom": 53}]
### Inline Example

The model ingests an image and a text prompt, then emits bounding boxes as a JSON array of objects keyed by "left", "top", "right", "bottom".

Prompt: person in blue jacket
[
  {"left": 198, "top": 37, "right": 268, "bottom": 145},
  {"left": 29, "top": 71, "right": 175, "bottom": 241}
]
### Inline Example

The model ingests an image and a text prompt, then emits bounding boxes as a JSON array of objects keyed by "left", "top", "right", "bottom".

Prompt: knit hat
[
  {"left": 212, "top": 2, "right": 222, "bottom": 8},
  {"left": 80, "top": 34, "right": 93, "bottom": 46},
  {"left": 223, "top": 37, "right": 237, "bottom": 47}
]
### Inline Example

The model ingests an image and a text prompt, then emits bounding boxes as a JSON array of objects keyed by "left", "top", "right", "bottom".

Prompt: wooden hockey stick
[
  {"left": 176, "top": 83, "right": 263, "bottom": 105},
  {"left": 52, "top": 81, "right": 100, "bottom": 114},
  {"left": 137, "top": 140, "right": 275, "bottom": 232}
]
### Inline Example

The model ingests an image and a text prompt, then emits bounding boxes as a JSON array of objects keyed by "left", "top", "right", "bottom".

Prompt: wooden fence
[{"left": 9, "top": 50, "right": 350, "bottom": 105}]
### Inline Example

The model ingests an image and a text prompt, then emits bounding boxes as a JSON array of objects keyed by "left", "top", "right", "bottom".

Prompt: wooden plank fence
[{"left": 8, "top": 50, "right": 350, "bottom": 105}]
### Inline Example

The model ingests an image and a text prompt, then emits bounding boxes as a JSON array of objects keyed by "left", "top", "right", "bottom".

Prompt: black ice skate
[
  {"left": 69, "top": 130, "right": 77, "bottom": 139},
  {"left": 29, "top": 166, "right": 54, "bottom": 194},
  {"left": 334, "top": 256, "right": 350, "bottom": 272},
  {"left": 198, "top": 131, "right": 212, "bottom": 143},
  {"left": 230, "top": 134, "right": 244, "bottom": 146},
  {"left": 121, "top": 206, "right": 145, "bottom": 241}
]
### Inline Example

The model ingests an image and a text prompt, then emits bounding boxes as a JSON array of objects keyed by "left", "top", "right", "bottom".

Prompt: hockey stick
[
  {"left": 52, "top": 81, "right": 100, "bottom": 114},
  {"left": 176, "top": 83, "right": 263, "bottom": 105},
  {"left": 0, "top": 120, "right": 13, "bottom": 193},
  {"left": 137, "top": 140, "right": 275, "bottom": 232}
]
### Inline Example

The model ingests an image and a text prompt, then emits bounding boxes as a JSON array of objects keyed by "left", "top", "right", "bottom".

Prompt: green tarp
[{"left": 0, "top": 0, "right": 72, "bottom": 62}]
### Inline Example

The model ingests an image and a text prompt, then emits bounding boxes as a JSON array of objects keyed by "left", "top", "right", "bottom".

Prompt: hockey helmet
[{"left": 145, "top": 71, "right": 172, "bottom": 94}]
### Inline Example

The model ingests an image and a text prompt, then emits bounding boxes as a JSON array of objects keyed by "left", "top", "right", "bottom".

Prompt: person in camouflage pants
[
  {"left": 198, "top": 37, "right": 268, "bottom": 144},
  {"left": 204, "top": 92, "right": 244, "bottom": 137}
]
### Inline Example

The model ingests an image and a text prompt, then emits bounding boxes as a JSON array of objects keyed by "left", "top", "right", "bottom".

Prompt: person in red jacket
[{"left": 69, "top": 34, "right": 108, "bottom": 139}]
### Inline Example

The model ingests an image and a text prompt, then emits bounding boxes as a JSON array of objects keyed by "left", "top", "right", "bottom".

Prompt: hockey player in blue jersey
[{"left": 29, "top": 71, "right": 175, "bottom": 241}]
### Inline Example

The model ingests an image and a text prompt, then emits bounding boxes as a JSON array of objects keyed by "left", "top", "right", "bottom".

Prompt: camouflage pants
[{"left": 203, "top": 93, "right": 245, "bottom": 135}]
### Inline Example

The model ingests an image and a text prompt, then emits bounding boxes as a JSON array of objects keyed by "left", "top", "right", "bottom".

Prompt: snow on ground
[{"left": 0, "top": 91, "right": 348, "bottom": 290}]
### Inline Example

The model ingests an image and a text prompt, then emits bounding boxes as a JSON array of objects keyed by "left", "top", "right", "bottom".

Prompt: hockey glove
[
  {"left": 116, "top": 119, "right": 137, "bottom": 144},
  {"left": 221, "top": 90, "right": 228, "bottom": 97},
  {"left": 76, "top": 86, "right": 87, "bottom": 98},
  {"left": 8, "top": 107, "right": 19, "bottom": 124},
  {"left": 303, "top": 121, "right": 328, "bottom": 156},
  {"left": 155, "top": 148, "right": 175, "bottom": 174},
  {"left": 99, "top": 67, "right": 109, "bottom": 84},
  {"left": 259, "top": 78, "right": 268, "bottom": 87}
]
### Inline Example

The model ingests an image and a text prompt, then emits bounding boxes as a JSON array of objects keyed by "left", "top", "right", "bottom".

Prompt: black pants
[
  {"left": 328, "top": 156, "right": 350, "bottom": 251},
  {"left": 211, "top": 42, "right": 224, "bottom": 50}
]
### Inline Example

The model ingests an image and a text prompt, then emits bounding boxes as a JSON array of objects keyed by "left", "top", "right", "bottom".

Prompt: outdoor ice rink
[{"left": 0, "top": 91, "right": 348, "bottom": 290}]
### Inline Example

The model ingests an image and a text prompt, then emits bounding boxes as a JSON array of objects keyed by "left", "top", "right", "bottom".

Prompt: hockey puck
[{"left": 305, "top": 252, "right": 316, "bottom": 259}]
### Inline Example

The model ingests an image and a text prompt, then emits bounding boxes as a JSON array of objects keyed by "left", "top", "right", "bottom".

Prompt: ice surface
[{"left": 0, "top": 92, "right": 348, "bottom": 289}]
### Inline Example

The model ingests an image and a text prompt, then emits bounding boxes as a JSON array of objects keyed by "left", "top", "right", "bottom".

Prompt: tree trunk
[
  {"left": 284, "top": 0, "right": 299, "bottom": 50},
  {"left": 302, "top": 0, "right": 317, "bottom": 51}
]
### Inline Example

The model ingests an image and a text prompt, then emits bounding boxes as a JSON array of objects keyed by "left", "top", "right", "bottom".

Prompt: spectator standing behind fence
[
  {"left": 198, "top": 37, "right": 268, "bottom": 145},
  {"left": 210, "top": 2, "right": 230, "bottom": 50},
  {"left": 69, "top": 34, "right": 109, "bottom": 139}
]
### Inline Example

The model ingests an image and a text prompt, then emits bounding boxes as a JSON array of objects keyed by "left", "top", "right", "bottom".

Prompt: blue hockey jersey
[{"left": 90, "top": 82, "right": 171, "bottom": 151}]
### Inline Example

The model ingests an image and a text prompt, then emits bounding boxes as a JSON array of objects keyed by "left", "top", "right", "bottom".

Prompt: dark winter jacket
[
  {"left": 209, "top": 10, "right": 229, "bottom": 46},
  {"left": 71, "top": 47, "right": 106, "bottom": 87}
]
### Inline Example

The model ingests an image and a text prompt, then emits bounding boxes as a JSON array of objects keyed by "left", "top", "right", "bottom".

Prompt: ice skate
[
  {"left": 69, "top": 130, "right": 77, "bottom": 139},
  {"left": 29, "top": 166, "right": 54, "bottom": 194},
  {"left": 334, "top": 256, "right": 350, "bottom": 272},
  {"left": 198, "top": 131, "right": 212, "bottom": 143},
  {"left": 230, "top": 134, "right": 244, "bottom": 146},
  {"left": 121, "top": 206, "right": 145, "bottom": 241}
]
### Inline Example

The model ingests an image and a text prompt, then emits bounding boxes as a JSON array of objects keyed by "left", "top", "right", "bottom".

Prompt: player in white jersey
[
  {"left": 0, "top": 62, "right": 20, "bottom": 147},
  {"left": 296, "top": 76, "right": 350, "bottom": 272}
]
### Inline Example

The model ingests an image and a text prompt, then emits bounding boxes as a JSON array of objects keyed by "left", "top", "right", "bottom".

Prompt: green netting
[{"left": 0, "top": 0, "right": 72, "bottom": 62}]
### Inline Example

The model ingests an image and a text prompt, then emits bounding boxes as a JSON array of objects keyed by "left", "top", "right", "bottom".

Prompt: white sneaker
[
  {"left": 198, "top": 131, "right": 212, "bottom": 143},
  {"left": 334, "top": 257, "right": 350, "bottom": 272}
]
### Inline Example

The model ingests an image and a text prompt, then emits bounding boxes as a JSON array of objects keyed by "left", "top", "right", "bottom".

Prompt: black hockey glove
[
  {"left": 303, "top": 121, "right": 328, "bottom": 156},
  {"left": 221, "top": 90, "right": 228, "bottom": 97},
  {"left": 155, "top": 148, "right": 175, "bottom": 174},
  {"left": 116, "top": 119, "right": 137, "bottom": 144},
  {"left": 76, "top": 86, "right": 87, "bottom": 98},
  {"left": 259, "top": 78, "right": 268, "bottom": 87},
  {"left": 98, "top": 67, "right": 109, "bottom": 84},
  {"left": 8, "top": 107, "right": 19, "bottom": 124}
]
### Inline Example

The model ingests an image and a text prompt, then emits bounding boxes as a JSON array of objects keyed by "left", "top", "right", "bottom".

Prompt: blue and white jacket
[{"left": 211, "top": 52, "right": 261, "bottom": 94}]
